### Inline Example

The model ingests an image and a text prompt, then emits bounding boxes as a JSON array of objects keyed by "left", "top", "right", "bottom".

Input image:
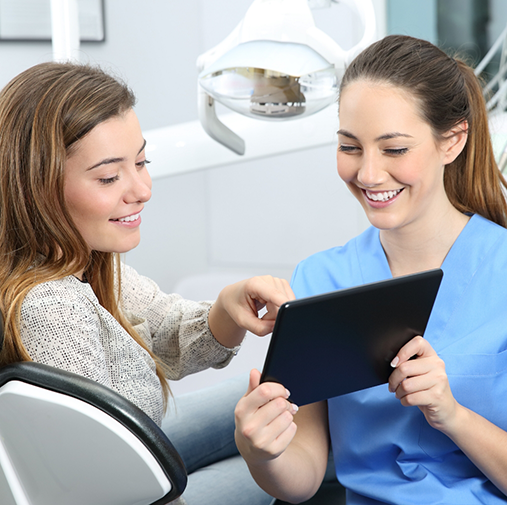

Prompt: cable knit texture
[{"left": 20, "top": 263, "right": 238, "bottom": 426}]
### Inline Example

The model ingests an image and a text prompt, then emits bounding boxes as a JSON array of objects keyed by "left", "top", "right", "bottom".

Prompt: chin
[
  {"left": 116, "top": 242, "right": 140, "bottom": 254},
  {"left": 94, "top": 241, "right": 141, "bottom": 255},
  {"left": 363, "top": 211, "right": 403, "bottom": 231}
]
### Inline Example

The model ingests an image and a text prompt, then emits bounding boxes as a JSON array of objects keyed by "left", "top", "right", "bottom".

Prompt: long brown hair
[
  {"left": 0, "top": 62, "right": 169, "bottom": 401},
  {"left": 340, "top": 34, "right": 507, "bottom": 227}
]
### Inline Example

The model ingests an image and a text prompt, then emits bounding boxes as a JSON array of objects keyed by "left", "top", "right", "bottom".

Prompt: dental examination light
[
  {"left": 196, "top": 0, "right": 376, "bottom": 155},
  {"left": 144, "top": 0, "right": 381, "bottom": 178}
]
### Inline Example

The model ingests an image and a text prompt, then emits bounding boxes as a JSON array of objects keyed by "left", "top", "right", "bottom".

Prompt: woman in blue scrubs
[{"left": 235, "top": 35, "right": 507, "bottom": 504}]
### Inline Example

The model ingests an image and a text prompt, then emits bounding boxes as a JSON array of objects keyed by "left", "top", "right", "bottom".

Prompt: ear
[{"left": 442, "top": 120, "right": 468, "bottom": 165}]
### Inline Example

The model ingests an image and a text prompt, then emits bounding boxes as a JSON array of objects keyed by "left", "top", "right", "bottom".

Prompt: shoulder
[
  {"left": 23, "top": 275, "right": 98, "bottom": 309},
  {"left": 291, "top": 227, "right": 376, "bottom": 297},
  {"left": 464, "top": 214, "right": 507, "bottom": 258},
  {"left": 22, "top": 276, "right": 101, "bottom": 331},
  {"left": 20, "top": 276, "right": 105, "bottom": 355}
]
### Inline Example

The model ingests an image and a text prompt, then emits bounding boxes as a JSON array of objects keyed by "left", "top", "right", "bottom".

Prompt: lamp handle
[{"left": 198, "top": 88, "right": 246, "bottom": 155}]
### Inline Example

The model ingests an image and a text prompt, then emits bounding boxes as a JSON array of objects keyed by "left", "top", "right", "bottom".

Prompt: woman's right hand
[
  {"left": 235, "top": 370, "right": 330, "bottom": 502},
  {"left": 234, "top": 369, "right": 299, "bottom": 466}
]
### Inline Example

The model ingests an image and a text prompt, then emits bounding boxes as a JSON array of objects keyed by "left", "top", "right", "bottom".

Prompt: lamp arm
[
  {"left": 306, "top": 26, "right": 347, "bottom": 77},
  {"left": 50, "top": 0, "right": 80, "bottom": 62},
  {"left": 341, "top": 0, "right": 376, "bottom": 65},
  {"left": 198, "top": 88, "right": 246, "bottom": 155}
]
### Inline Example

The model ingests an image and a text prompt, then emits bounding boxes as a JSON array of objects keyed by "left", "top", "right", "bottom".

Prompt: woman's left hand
[
  {"left": 388, "top": 336, "right": 458, "bottom": 433},
  {"left": 208, "top": 275, "right": 295, "bottom": 348}
]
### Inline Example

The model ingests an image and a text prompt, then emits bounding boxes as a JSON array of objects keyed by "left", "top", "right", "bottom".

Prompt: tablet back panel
[{"left": 261, "top": 269, "right": 443, "bottom": 406}]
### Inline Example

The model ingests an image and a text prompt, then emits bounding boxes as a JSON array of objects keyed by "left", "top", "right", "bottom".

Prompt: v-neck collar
[{"left": 355, "top": 214, "right": 504, "bottom": 347}]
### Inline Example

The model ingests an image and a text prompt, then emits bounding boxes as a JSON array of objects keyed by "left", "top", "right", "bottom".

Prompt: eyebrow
[
  {"left": 337, "top": 129, "right": 413, "bottom": 142},
  {"left": 86, "top": 139, "right": 147, "bottom": 171}
]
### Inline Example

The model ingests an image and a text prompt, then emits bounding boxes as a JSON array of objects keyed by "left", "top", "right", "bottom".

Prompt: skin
[
  {"left": 64, "top": 108, "right": 295, "bottom": 348},
  {"left": 234, "top": 80, "right": 507, "bottom": 501}
]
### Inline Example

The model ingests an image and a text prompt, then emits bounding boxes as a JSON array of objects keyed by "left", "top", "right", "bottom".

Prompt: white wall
[{"left": 0, "top": 0, "right": 377, "bottom": 393}]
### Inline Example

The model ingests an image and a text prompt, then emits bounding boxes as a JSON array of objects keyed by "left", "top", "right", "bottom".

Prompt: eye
[
  {"left": 99, "top": 175, "right": 119, "bottom": 185},
  {"left": 338, "top": 144, "right": 360, "bottom": 153},
  {"left": 136, "top": 158, "right": 151, "bottom": 169},
  {"left": 384, "top": 148, "right": 408, "bottom": 156}
]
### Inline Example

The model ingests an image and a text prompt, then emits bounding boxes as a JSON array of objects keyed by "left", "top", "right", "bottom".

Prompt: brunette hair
[
  {"left": 0, "top": 62, "right": 169, "bottom": 401},
  {"left": 340, "top": 34, "right": 507, "bottom": 227}
]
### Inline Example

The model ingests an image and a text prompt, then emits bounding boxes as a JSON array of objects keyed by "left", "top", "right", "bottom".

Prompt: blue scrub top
[{"left": 291, "top": 214, "right": 507, "bottom": 504}]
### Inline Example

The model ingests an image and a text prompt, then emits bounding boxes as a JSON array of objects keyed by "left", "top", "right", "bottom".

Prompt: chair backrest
[{"left": 0, "top": 361, "right": 187, "bottom": 505}]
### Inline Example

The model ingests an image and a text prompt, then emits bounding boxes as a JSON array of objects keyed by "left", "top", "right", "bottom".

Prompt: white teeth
[
  {"left": 118, "top": 213, "right": 140, "bottom": 222},
  {"left": 365, "top": 189, "right": 402, "bottom": 202}
]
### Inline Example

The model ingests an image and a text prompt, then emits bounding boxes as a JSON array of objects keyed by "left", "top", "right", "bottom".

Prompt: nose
[
  {"left": 125, "top": 167, "right": 152, "bottom": 204},
  {"left": 357, "top": 152, "right": 387, "bottom": 188}
]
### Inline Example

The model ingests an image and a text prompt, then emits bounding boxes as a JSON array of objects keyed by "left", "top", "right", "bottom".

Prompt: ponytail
[{"left": 444, "top": 61, "right": 507, "bottom": 227}]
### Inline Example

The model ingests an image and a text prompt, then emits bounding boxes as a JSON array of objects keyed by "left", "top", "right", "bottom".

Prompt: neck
[
  {"left": 380, "top": 205, "right": 470, "bottom": 277},
  {"left": 73, "top": 269, "right": 86, "bottom": 282}
]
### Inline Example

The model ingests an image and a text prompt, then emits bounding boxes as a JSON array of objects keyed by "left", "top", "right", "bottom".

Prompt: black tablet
[{"left": 260, "top": 269, "right": 443, "bottom": 406}]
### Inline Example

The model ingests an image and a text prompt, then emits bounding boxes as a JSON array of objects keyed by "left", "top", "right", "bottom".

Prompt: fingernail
[
  {"left": 390, "top": 356, "right": 399, "bottom": 368},
  {"left": 291, "top": 403, "right": 299, "bottom": 414},
  {"left": 285, "top": 388, "right": 291, "bottom": 398}
]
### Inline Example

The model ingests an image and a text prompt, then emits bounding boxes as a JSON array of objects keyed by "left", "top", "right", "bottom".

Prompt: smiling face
[
  {"left": 337, "top": 80, "right": 463, "bottom": 235},
  {"left": 64, "top": 109, "right": 152, "bottom": 254}
]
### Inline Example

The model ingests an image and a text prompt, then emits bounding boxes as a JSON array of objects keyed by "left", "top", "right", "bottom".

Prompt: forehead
[
  {"left": 67, "top": 109, "right": 140, "bottom": 158},
  {"left": 338, "top": 80, "right": 429, "bottom": 136}
]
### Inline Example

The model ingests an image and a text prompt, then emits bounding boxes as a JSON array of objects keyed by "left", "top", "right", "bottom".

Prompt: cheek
[
  {"left": 336, "top": 154, "right": 356, "bottom": 183},
  {"left": 392, "top": 155, "right": 436, "bottom": 187},
  {"left": 65, "top": 187, "right": 109, "bottom": 227},
  {"left": 64, "top": 186, "right": 87, "bottom": 219}
]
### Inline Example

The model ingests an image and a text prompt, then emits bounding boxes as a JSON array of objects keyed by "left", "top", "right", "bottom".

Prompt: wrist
[
  {"left": 436, "top": 402, "right": 470, "bottom": 439},
  {"left": 208, "top": 297, "right": 245, "bottom": 348}
]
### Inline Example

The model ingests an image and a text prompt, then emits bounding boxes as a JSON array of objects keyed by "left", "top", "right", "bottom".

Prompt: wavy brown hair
[
  {"left": 340, "top": 35, "right": 507, "bottom": 227},
  {"left": 0, "top": 62, "right": 169, "bottom": 401}
]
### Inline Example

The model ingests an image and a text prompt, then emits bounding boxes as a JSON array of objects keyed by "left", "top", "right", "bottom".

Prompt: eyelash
[
  {"left": 338, "top": 145, "right": 359, "bottom": 153},
  {"left": 98, "top": 159, "right": 151, "bottom": 185},
  {"left": 137, "top": 158, "right": 151, "bottom": 169},
  {"left": 384, "top": 148, "right": 408, "bottom": 156},
  {"left": 338, "top": 145, "right": 408, "bottom": 156},
  {"left": 99, "top": 175, "right": 119, "bottom": 185}
]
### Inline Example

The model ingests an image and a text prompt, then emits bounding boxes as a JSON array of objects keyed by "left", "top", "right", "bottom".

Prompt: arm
[
  {"left": 208, "top": 275, "right": 295, "bottom": 347},
  {"left": 389, "top": 336, "right": 507, "bottom": 496},
  {"left": 121, "top": 265, "right": 294, "bottom": 378},
  {"left": 121, "top": 265, "right": 233, "bottom": 378},
  {"left": 235, "top": 369, "right": 329, "bottom": 503}
]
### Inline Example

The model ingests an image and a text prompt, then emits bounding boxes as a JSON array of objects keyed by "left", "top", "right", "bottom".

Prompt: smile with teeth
[
  {"left": 365, "top": 189, "right": 403, "bottom": 202},
  {"left": 112, "top": 213, "right": 140, "bottom": 222}
]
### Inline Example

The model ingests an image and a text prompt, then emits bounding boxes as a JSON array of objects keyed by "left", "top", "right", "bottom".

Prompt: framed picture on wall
[{"left": 0, "top": 0, "right": 105, "bottom": 42}]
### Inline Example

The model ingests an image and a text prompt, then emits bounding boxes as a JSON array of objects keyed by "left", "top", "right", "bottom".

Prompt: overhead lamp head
[
  {"left": 197, "top": 0, "right": 376, "bottom": 155},
  {"left": 199, "top": 40, "right": 337, "bottom": 120}
]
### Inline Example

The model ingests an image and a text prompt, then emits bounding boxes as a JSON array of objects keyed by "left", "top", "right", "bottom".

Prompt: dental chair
[{"left": 0, "top": 317, "right": 187, "bottom": 505}]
